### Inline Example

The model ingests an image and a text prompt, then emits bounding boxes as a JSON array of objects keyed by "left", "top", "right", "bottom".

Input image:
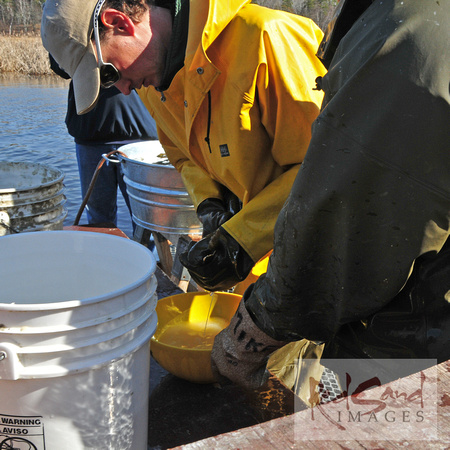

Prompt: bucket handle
[
  {"left": 73, "top": 150, "right": 128, "bottom": 225},
  {"left": 0, "top": 343, "right": 22, "bottom": 380},
  {"left": 102, "top": 150, "right": 128, "bottom": 164}
]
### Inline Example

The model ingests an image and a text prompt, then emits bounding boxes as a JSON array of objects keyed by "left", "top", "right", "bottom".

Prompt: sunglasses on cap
[{"left": 93, "top": 0, "right": 121, "bottom": 88}]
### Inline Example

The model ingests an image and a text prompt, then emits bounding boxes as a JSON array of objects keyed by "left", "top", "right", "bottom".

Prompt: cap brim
[{"left": 72, "top": 42, "right": 100, "bottom": 115}]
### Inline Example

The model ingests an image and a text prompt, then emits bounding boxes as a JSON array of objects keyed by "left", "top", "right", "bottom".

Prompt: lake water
[{"left": 0, "top": 74, "right": 134, "bottom": 237}]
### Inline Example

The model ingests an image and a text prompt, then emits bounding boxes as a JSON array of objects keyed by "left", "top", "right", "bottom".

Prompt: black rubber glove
[
  {"left": 211, "top": 298, "right": 287, "bottom": 389},
  {"left": 197, "top": 198, "right": 234, "bottom": 238},
  {"left": 179, "top": 227, "right": 254, "bottom": 291}
]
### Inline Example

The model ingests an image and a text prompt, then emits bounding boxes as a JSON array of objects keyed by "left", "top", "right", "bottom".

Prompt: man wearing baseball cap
[{"left": 41, "top": 0, "right": 327, "bottom": 292}]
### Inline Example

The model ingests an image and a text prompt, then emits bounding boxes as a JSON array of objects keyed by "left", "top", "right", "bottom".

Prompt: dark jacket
[
  {"left": 65, "top": 84, "right": 157, "bottom": 144},
  {"left": 49, "top": 54, "right": 157, "bottom": 144},
  {"left": 246, "top": 0, "right": 450, "bottom": 360}
]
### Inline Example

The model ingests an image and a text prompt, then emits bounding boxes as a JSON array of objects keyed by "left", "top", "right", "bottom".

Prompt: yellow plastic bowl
[{"left": 151, "top": 291, "right": 242, "bottom": 383}]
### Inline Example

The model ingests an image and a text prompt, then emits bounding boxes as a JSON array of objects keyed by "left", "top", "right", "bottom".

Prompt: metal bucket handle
[
  {"left": 73, "top": 150, "right": 128, "bottom": 225},
  {"left": 102, "top": 151, "right": 128, "bottom": 164}
]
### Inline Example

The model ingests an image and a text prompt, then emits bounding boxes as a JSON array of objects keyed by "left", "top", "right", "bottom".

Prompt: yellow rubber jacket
[{"left": 138, "top": 0, "right": 326, "bottom": 262}]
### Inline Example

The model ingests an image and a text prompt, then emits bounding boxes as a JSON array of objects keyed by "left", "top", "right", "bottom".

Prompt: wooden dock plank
[{"left": 176, "top": 361, "right": 450, "bottom": 449}]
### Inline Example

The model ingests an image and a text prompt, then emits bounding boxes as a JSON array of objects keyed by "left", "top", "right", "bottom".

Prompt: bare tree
[
  {"left": 0, "top": 0, "right": 15, "bottom": 34},
  {"left": 16, "top": 0, "right": 31, "bottom": 33},
  {"left": 0, "top": 0, "right": 44, "bottom": 34}
]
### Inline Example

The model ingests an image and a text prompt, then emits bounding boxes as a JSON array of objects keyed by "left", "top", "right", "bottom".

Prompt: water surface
[{"left": 0, "top": 74, "right": 133, "bottom": 237}]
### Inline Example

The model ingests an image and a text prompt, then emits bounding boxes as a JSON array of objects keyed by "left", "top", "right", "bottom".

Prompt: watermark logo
[{"left": 294, "top": 359, "right": 438, "bottom": 441}]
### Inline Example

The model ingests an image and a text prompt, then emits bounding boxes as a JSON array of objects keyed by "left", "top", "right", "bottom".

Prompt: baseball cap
[{"left": 41, "top": 0, "right": 101, "bottom": 114}]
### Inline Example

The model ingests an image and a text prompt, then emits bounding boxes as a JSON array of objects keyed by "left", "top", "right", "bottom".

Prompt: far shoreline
[
  {"left": 0, "top": 35, "right": 55, "bottom": 76},
  {"left": 0, "top": 72, "right": 69, "bottom": 87}
]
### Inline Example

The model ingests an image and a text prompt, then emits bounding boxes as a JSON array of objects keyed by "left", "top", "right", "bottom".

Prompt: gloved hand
[
  {"left": 179, "top": 227, "right": 254, "bottom": 291},
  {"left": 211, "top": 299, "right": 287, "bottom": 389},
  {"left": 197, "top": 198, "right": 234, "bottom": 237}
]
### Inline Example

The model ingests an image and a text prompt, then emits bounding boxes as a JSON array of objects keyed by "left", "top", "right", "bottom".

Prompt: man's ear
[{"left": 101, "top": 9, "right": 135, "bottom": 36}]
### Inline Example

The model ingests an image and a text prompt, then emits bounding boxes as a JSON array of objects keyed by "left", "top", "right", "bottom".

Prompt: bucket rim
[
  {"left": 7, "top": 208, "right": 68, "bottom": 234},
  {"left": 117, "top": 141, "right": 174, "bottom": 169},
  {"left": 3, "top": 191, "right": 66, "bottom": 211},
  {"left": 0, "top": 230, "right": 157, "bottom": 311},
  {"left": 118, "top": 152, "right": 175, "bottom": 169},
  {"left": 5, "top": 298, "right": 156, "bottom": 353},
  {"left": 10, "top": 200, "right": 67, "bottom": 222},
  {"left": 0, "top": 161, "right": 65, "bottom": 193},
  {"left": 0, "top": 311, "right": 157, "bottom": 379}
]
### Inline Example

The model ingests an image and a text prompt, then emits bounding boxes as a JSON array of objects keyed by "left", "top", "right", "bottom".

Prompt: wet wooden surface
[{"left": 175, "top": 359, "right": 450, "bottom": 449}]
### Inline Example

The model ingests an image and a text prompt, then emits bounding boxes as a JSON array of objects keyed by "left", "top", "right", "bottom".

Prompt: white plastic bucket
[{"left": 0, "top": 231, "right": 158, "bottom": 450}]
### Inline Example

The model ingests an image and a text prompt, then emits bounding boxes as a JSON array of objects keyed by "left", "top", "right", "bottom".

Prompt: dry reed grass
[{"left": 0, "top": 35, "right": 53, "bottom": 75}]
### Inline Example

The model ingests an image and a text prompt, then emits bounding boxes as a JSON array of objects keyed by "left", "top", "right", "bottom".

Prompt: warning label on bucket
[{"left": 0, "top": 414, "right": 44, "bottom": 450}]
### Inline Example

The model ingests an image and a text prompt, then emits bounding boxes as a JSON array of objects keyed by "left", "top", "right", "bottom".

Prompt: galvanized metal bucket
[
  {"left": 0, "top": 161, "right": 67, "bottom": 236},
  {"left": 106, "top": 141, "right": 202, "bottom": 240}
]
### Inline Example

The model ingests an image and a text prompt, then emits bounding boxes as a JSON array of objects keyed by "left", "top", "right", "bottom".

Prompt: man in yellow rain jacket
[{"left": 41, "top": 0, "right": 326, "bottom": 291}]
